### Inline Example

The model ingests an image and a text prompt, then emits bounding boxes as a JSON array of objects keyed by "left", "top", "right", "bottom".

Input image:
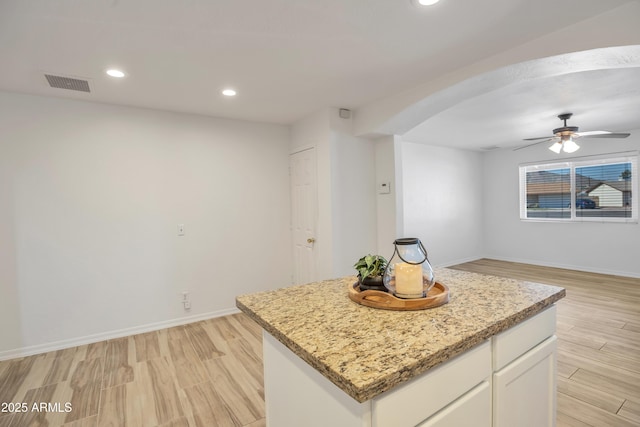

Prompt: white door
[{"left": 290, "top": 148, "right": 317, "bottom": 285}]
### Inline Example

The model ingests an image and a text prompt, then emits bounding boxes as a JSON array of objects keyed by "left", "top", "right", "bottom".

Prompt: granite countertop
[{"left": 235, "top": 268, "right": 565, "bottom": 403}]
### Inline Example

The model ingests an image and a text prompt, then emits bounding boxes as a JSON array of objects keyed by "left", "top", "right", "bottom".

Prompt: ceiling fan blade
[
  {"left": 576, "top": 130, "right": 630, "bottom": 138},
  {"left": 523, "top": 136, "right": 555, "bottom": 141},
  {"left": 513, "top": 138, "right": 554, "bottom": 151}
]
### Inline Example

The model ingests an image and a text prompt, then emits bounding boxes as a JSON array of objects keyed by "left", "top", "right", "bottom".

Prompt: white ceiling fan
[{"left": 515, "top": 113, "right": 630, "bottom": 153}]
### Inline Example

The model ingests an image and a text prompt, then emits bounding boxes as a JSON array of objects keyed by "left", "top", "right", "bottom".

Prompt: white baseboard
[
  {"left": 438, "top": 255, "right": 484, "bottom": 269},
  {"left": 0, "top": 307, "right": 240, "bottom": 362},
  {"left": 480, "top": 255, "right": 640, "bottom": 279}
]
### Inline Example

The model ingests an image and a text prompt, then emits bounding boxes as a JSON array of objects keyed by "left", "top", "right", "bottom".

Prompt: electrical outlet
[
  {"left": 177, "top": 224, "right": 185, "bottom": 236},
  {"left": 182, "top": 291, "right": 191, "bottom": 310}
]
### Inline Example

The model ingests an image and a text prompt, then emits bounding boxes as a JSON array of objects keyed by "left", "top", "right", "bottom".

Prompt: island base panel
[{"left": 263, "top": 332, "right": 371, "bottom": 427}]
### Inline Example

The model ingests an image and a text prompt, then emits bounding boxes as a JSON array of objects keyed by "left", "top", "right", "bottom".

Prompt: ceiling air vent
[{"left": 44, "top": 74, "right": 91, "bottom": 93}]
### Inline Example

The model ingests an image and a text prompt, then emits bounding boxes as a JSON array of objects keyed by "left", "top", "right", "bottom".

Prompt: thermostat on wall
[{"left": 379, "top": 181, "right": 391, "bottom": 194}]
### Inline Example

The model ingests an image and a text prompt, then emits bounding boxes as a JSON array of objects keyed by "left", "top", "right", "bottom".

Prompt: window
[{"left": 519, "top": 153, "right": 638, "bottom": 222}]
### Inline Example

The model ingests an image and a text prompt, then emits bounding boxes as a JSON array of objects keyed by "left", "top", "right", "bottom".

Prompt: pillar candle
[{"left": 395, "top": 262, "right": 424, "bottom": 298}]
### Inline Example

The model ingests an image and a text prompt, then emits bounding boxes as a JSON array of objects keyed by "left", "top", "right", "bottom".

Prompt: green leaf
[
  {"left": 365, "top": 255, "right": 373, "bottom": 268},
  {"left": 354, "top": 254, "right": 388, "bottom": 280}
]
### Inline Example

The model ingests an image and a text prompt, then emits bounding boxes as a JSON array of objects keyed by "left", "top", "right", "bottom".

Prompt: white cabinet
[
  {"left": 262, "top": 334, "right": 491, "bottom": 427},
  {"left": 492, "top": 306, "right": 558, "bottom": 427},
  {"left": 262, "top": 306, "right": 558, "bottom": 427},
  {"left": 262, "top": 332, "right": 371, "bottom": 427},
  {"left": 418, "top": 381, "right": 491, "bottom": 427},
  {"left": 493, "top": 336, "right": 557, "bottom": 427},
  {"left": 372, "top": 341, "right": 491, "bottom": 427},
  {"left": 492, "top": 305, "right": 556, "bottom": 371}
]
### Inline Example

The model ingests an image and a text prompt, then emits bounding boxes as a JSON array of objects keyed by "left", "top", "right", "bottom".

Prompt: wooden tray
[{"left": 348, "top": 281, "right": 449, "bottom": 311}]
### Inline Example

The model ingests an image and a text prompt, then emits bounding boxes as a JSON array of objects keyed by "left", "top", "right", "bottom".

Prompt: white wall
[
  {"left": 374, "top": 135, "right": 400, "bottom": 257},
  {"left": 290, "top": 110, "right": 333, "bottom": 280},
  {"left": 0, "top": 91, "right": 292, "bottom": 357},
  {"left": 329, "top": 111, "right": 377, "bottom": 277},
  {"left": 483, "top": 131, "right": 640, "bottom": 277},
  {"left": 399, "top": 141, "right": 484, "bottom": 267},
  {"left": 290, "top": 109, "right": 377, "bottom": 280}
]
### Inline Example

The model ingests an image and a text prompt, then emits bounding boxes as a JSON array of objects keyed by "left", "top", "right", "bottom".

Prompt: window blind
[{"left": 519, "top": 154, "right": 638, "bottom": 223}]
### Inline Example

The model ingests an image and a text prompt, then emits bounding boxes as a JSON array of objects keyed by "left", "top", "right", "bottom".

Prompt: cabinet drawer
[
  {"left": 418, "top": 381, "right": 490, "bottom": 427},
  {"left": 372, "top": 340, "right": 491, "bottom": 427},
  {"left": 492, "top": 305, "right": 556, "bottom": 371}
]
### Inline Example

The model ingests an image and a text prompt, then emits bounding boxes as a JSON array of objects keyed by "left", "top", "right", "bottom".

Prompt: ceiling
[
  {"left": 402, "top": 56, "right": 640, "bottom": 150},
  {"left": 1, "top": 0, "right": 639, "bottom": 150}
]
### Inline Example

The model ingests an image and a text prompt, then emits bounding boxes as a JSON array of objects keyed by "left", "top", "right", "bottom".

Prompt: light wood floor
[
  {"left": 451, "top": 259, "right": 640, "bottom": 427},
  {"left": 1, "top": 259, "right": 638, "bottom": 427},
  {"left": 0, "top": 313, "right": 265, "bottom": 427}
]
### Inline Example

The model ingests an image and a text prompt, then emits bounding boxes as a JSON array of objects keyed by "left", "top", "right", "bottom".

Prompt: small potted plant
[{"left": 354, "top": 254, "right": 388, "bottom": 292}]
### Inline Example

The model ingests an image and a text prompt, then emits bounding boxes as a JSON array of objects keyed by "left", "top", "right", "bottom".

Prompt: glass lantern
[{"left": 383, "top": 238, "right": 435, "bottom": 298}]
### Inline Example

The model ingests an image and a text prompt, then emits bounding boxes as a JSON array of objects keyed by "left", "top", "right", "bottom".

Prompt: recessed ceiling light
[
  {"left": 106, "top": 69, "right": 125, "bottom": 78},
  {"left": 414, "top": 0, "right": 440, "bottom": 6},
  {"left": 222, "top": 89, "right": 237, "bottom": 97}
]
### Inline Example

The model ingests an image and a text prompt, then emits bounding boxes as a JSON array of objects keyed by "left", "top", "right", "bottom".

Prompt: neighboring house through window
[{"left": 519, "top": 153, "right": 638, "bottom": 222}]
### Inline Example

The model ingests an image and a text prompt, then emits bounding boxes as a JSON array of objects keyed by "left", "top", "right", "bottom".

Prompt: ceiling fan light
[
  {"left": 562, "top": 138, "right": 580, "bottom": 153},
  {"left": 548, "top": 141, "right": 562, "bottom": 154},
  {"left": 523, "top": 113, "right": 629, "bottom": 153}
]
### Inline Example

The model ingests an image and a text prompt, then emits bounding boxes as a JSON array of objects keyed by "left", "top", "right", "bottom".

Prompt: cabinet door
[
  {"left": 418, "top": 381, "right": 491, "bottom": 427},
  {"left": 493, "top": 336, "right": 557, "bottom": 427}
]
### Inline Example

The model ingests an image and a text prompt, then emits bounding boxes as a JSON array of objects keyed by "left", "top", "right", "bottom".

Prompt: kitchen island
[{"left": 236, "top": 268, "right": 565, "bottom": 427}]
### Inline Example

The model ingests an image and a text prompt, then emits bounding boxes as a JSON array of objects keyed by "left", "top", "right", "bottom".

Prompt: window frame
[{"left": 519, "top": 152, "right": 638, "bottom": 223}]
